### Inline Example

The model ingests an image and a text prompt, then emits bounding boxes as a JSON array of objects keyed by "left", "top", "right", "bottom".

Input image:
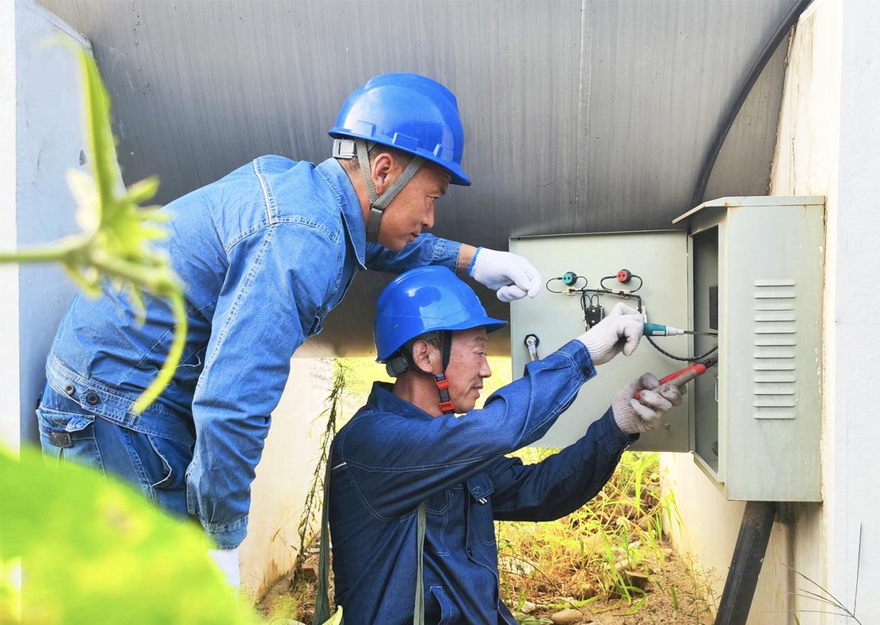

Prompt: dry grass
[{"left": 496, "top": 449, "right": 716, "bottom": 623}]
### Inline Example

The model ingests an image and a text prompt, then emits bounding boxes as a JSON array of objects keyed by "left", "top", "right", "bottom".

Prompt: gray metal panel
[
  {"left": 509, "top": 231, "right": 690, "bottom": 451},
  {"left": 39, "top": 0, "right": 799, "bottom": 357},
  {"left": 691, "top": 227, "right": 721, "bottom": 474},
  {"left": 723, "top": 201, "right": 823, "bottom": 502},
  {"left": 678, "top": 197, "right": 824, "bottom": 502}
]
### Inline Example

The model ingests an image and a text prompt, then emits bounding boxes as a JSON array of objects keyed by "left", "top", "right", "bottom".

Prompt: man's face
[
  {"left": 444, "top": 328, "right": 493, "bottom": 413},
  {"left": 377, "top": 162, "right": 450, "bottom": 252}
]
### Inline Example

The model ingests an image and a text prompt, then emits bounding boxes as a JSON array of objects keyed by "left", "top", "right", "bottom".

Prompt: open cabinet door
[{"left": 509, "top": 231, "right": 691, "bottom": 452}]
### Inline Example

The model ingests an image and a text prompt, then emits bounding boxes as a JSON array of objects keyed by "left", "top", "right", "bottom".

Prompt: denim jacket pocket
[
  {"left": 36, "top": 407, "right": 102, "bottom": 469},
  {"left": 467, "top": 474, "right": 497, "bottom": 548},
  {"left": 146, "top": 435, "right": 192, "bottom": 491},
  {"left": 429, "top": 586, "right": 454, "bottom": 625},
  {"left": 425, "top": 489, "right": 452, "bottom": 557},
  {"left": 426, "top": 489, "right": 452, "bottom": 514}
]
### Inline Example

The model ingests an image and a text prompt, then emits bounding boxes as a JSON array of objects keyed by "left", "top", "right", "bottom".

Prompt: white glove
[
  {"left": 468, "top": 247, "right": 542, "bottom": 302},
  {"left": 576, "top": 302, "right": 644, "bottom": 365},
  {"left": 612, "top": 373, "right": 684, "bottom": 435},
  {"left": 209, "top": 547, "right": 241, "bottom": 589}
]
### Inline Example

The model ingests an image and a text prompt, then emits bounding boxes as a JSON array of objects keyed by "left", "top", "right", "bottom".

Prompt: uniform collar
[
  {"left": 367, "top": 382, "right": 436, "bottom": 420},
  {"left": 315, "top": 158, "right": 367, "bottom": 269}
]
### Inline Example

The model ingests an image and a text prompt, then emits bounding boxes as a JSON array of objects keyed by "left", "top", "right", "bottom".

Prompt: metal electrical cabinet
[
  {"left": 510, "top": 196, "right": 825, "bottom": 502},
  {"left": 674, "top": 196, "right": 825, "bottom": 502}
]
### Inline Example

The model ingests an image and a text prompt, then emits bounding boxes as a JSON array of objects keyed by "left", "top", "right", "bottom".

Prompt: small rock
[
  {"left": 498, "top": 556, "right": 534, "bottom": 575},
  {"left": 550, "top": 608, "right": 585, "bottom": 624},
  {"left": 520, "top": 600, "right": 537, "bottom": 614}
]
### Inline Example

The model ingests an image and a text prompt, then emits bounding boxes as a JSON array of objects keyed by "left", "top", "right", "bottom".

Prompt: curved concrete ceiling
[{"left": 40, "top": 0, "right": 798, "bottom": 357}]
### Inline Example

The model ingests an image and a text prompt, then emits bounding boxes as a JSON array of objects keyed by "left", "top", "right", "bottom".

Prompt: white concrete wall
[
  {"left": 240, "top": 358, "right": 332, "bottom": 598},
  {"left": 830, "top": 0, "right": 880, "bottom": 617},
  {"left": 662, "top": 0, "right": 880, "bottom": 622},
  {"left": 0, "top": 0, "right": 21, "bottom": 452},
  {"left": 0, "top": 0, "right": 89, "bottom": 451}
]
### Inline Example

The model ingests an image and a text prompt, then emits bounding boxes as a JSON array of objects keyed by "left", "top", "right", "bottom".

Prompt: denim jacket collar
[
  {"left": 315, "top": 158, "right": 367, "bottom": 270},
  {"left": 367, "top": 382, "right": 435, "bottom": 421}
]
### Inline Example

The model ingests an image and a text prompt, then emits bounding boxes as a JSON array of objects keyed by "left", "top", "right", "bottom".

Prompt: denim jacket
[
  {"left": 328, "top": 341, "right": 635, "bottom": 624},
  {"left": 46, "top": 156, "right": 462, "bottom": 547}
]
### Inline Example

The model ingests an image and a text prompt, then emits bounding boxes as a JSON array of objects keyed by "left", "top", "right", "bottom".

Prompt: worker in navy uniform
[{"left": 326, "top": 266, "right": 683, "bottom": 624}]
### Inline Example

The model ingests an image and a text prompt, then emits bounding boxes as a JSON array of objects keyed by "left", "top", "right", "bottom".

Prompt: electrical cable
[
  {"left": 647, "top": 335, "right": 718, "bottom": 363},
  {"left": 600, "top": 273, "right": 643, "bottom": 293},
  {"left": 545, "top": 277, "right": 565, "bottom": 294},
  {"left": 578, "top": 288, "right": 642, "bottom": 312},
  {"left": 691, "top": 0, "right": 815, "bottom": 208},
  {"left": 545, "top": 274, "right": 587, "bottom": 294}
]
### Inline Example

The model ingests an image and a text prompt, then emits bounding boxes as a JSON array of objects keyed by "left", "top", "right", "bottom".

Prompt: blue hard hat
[
  {"left": 375, "top": 267, "right": 506, "bottom": 362},
  {"left": 330, "top": 73, "right": 472, "bottom": 186}
]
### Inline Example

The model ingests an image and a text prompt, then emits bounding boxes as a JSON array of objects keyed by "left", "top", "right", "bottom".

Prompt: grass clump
[{"left": 496, "top": 449, "right": 685, "bottom": 619}]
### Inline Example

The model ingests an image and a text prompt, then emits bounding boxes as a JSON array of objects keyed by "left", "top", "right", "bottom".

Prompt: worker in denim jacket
[
  {"left": 36, "top": 74, "right": 544, "bottom": 585},
  {"left": 328, "top": 267, "right": 682, "bottom": 624}
]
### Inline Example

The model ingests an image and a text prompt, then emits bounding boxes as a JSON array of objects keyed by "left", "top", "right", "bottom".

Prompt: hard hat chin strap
[
  {"left": 433, "top": 372, "right": 455, "bottom": 415},
  {"left": 347, "top": 139, "right": 425, "bottom": 243},
  {"left": 386, "top": 330, "right": 455, "bottom": 414},
  {"left": 432, "top": 332, "right": 455, "bottom": 414}
]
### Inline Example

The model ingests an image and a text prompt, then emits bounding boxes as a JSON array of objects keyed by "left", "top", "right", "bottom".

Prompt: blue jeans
[{"left": 36, "top": 382, "right": 192, "bottom": 519}]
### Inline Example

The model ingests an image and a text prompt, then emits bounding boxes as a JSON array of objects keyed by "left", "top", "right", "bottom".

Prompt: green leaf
[
  {"left": 0, "top": 445, "right": 260, "bottom": 624},
  {"left": 124, "top": 176, "right": 161, "bottom": 205},
  {"left": 620, "top": 596, "right": 647, "bottom": 616}
]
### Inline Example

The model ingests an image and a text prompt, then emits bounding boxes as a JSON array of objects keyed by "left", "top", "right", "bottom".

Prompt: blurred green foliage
[{"left": 0, "top": 445, "right": 260, "bottom": 624}]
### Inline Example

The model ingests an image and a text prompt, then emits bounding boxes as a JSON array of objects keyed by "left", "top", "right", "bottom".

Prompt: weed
[
  {"left": 496, "top": 449, "right": 677, "bottom": 615},
  {"left": 782, "top": 541, "right": 864, "bottom": 624},
  {"left": 291, "top": 361, "right": 348, "bottom": 588}
]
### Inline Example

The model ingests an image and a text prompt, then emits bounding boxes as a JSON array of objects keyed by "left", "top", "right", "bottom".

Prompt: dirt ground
[
  {"left": 514, "top": 548, "right": 717, "bottom": 624},
  {"left": 256, "top": 544, "right": 716, "bottom": 624}
]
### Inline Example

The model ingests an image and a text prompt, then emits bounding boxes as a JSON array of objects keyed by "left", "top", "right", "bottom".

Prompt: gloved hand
[
  {"left": 576, "top": 302, "right": 644, "bottom": 365},
  {"left": 209, "top": 547, "right": 241, "bottom": 589},
  {"left": 612, "top": 373, "right": 684, "bottom": 435},
  {"left": 468, "top": 247, "right": 542, "bottom": 302}
]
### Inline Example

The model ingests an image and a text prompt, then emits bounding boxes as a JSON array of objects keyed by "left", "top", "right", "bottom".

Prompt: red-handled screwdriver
[{"left": 635, "top": 356, "right": 718, "bottom": 400}]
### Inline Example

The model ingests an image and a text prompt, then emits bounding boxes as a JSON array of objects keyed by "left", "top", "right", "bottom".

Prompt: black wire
[
  {"left": 580, "top": 288, "right": 642, "bottom": 313},
  {"left": 647, "top": 335, "right": 718, "bottom": 362},
  {"left": 546, "top": 275, "right": 588, "bottom": 294},
  {"left": 691, "top": 0, "right": 814, "bottom": 207},
  {"left": 600, "top": 274, "right": 643, "bottom": 294},
  {"left": 546, "top": 278, "right": 563, "bottom": 294}
]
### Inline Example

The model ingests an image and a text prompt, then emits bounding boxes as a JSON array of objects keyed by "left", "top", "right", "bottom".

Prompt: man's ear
[
  {"left": 371, "top": 151, "right": 399, "bottom": 194},
  {"left": 410, "top": 339, "right": 439, "bottom": 375}
]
